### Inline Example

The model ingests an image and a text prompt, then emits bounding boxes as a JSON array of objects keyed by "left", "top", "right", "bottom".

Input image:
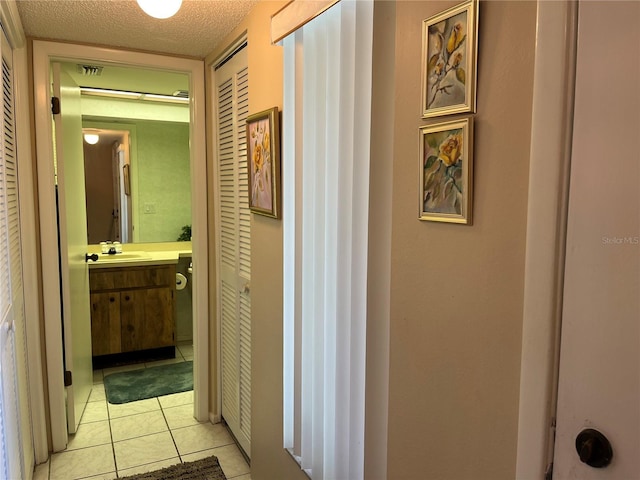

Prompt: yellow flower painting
[
  {"left": 419, "top": 118, "right": 473, "bottom": 224},
  {"left": 421, "top": 0, "right": 478, "bottom": 118},
  {"left": 426, "top": 12, "right": 467, "bottom": 111},
  {"left": 249, "top": 118, "right": 272, "bottom": 210},
  {"left": 246, "top": 107, "right": 281, "bottom": 218}
]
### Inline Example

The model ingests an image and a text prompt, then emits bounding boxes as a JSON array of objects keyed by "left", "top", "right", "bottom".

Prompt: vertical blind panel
[
  {"left": 300, "top": 17, "right": 319, "bottom": 474},
  {"left": 321, "top": 6, "right": 341, "bottom": 477},
  {"left": 282, "top": 32, "right": 306, "bottom": 459},
  {"left": 346, "top": 4, "right": 374, "bottom": 478},
  {"left": 282, "top": 1, "right": 374, "bottom": 479},
  {"left": 282, "top": 33, "right": 295, "bottom": 451},
  {"left": 335, "top": 3, "right": 356, "bottom": 475},
  {"left": 310, "top": 16, "right": 328, "bottom": 480}
]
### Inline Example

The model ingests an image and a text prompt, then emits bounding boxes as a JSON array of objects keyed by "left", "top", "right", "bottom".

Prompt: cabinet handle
[
  {"left": 125, "top": 295, "right": 130, "bottom": 301},
  {"left": 110, "top": 297, "right": 115, "bottom": 303}
]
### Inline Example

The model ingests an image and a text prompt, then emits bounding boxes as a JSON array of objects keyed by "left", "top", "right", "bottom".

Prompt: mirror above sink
[{"left": 62, "top": 61, "right": 193, "bottom": 246}]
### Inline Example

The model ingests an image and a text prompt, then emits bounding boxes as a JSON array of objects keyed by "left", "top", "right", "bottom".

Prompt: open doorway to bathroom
[
  {"left": 32, "top": 40, "right": 209, "bottom": 459},
  {"left": 70, "top": 63, "right": 196, "bottom": 399}
]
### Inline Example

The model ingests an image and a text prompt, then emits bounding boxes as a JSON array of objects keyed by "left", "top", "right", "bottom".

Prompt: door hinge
[
  {"left": 64, "top": 370, "right": 72, "bottom": 387},
  {"left": 544, "top": 462, "right": 553, "bottom": 480},
  {"left": 51, "top": 96, "right": 61, "bottom": 115}
]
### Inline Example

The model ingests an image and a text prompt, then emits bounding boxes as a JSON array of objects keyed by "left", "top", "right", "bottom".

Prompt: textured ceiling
[{"left": 16, "top": 0, "right": 259, "bottom": 59}]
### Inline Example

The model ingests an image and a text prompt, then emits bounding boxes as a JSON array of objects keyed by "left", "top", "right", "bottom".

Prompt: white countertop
[{"left": 88, "top": 250, "right": 181, "bottom": 269}]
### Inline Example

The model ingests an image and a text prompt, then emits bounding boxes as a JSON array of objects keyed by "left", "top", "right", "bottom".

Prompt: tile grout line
[
  {"left": 113, "top": 397, "right": 166, "bottom": 476},
  {"left": 159, "top": 395, "right": 185, "bottom": 465},
  {"left": 105, "top": 388, "right": 120, "bottom": 478}
]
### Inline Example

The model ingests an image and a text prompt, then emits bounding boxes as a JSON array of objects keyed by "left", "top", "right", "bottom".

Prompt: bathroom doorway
[{"left": 32, "top": 40, "right": 209, "bottom": 452}]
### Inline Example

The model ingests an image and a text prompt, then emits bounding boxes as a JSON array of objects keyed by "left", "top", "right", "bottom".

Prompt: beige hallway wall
[
  {"left": 207, "top": 1, "right": 539, "bottom": 479},
  {"left": 387, "top": 1, "right": 537, "bottom": 478}
]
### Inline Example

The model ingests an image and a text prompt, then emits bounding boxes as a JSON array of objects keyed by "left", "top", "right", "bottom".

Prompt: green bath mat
[{"left": 104, "top": 361, "right": 193, "bottom": 404}]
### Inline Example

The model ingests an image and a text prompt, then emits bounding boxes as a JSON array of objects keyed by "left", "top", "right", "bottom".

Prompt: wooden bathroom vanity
[{"left": 89, "top": 264, "right": 177, "bottom": 358}]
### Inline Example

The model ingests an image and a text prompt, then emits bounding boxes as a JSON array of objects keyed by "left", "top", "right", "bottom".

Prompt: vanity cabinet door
[
  {"left": 141, "top": 287, "right": 175, "bottom": 350},
  {"left": 90, "top": 265, "right": 176, "bottom": 355},
  {"left": 120, "top": 287, "right": 175, "bottom": 353},
  {"left": 90, "top": 292, "right": 121, "bottom": 356},
  {"left": 120, "top": 290, "right": 145, "bottom": 353}
]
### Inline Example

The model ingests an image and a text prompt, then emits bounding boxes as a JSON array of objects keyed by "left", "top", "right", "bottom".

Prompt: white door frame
[
  {"left": 32, "top": 40, "right": 209, "bottom": 452},
  {"left": 515, "top": 1, "right": 579, "bottom": 478}
]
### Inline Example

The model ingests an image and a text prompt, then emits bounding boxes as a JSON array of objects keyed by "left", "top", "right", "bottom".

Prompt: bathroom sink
[
  {"left": 89, "top": 250, "right": 180, "bottom": 269},
  {"left": 97, "top": 251, "right": 152, "bottom": 262}
]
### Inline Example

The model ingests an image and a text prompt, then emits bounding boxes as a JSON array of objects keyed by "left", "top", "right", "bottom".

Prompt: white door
[
  {"left": 214, "top": 44, "right": 252, "bottom": 456},
  {"left": 114, "top": 136, "right": 132, "bottom": 243},
  {"left": 52, "top": 63, "right": 93, "bottom": 434},
  {"left": 111, "top": 141, "right": 122, "bottom": 243},
  {"left": 552, "top": 1, "right": 640, "bottom": 478}
]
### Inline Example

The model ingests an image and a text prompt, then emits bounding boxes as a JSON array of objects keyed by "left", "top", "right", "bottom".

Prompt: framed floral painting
[
  {"left": 421, "top": 0, "right": 478, "bottom": 118},
  {"left": 246, "top": 107, "right": 281, "bottom": 218},
  {"left": 419, "top": 117, "right": 473, "bottom": 224}
]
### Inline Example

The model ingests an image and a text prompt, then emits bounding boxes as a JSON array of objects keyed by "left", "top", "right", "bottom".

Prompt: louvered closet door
[
  {"left": 215, "top": 44, "right": 251, "bottom": 457},
  {"left": 0, "top": 26, "right": 26, "bottom": 480}
]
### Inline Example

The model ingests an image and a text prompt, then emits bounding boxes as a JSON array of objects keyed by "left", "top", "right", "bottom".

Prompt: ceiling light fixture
[
  {"left": 84, "top": 133, "right": 100, "bottom": 145},
  {"left": 80, "top": 87, "right": 141, "bottom": 99},
  {"left": 136, "top": 0, "right": 182, "bottom": 19},
  {"left": 79, "top": 87, "right": 190, "bottom": 104}
]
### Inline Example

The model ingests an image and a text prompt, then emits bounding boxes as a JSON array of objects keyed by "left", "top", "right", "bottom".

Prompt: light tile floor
[{"left": 33, "top": 343, "right": 250, "bottom": 480}]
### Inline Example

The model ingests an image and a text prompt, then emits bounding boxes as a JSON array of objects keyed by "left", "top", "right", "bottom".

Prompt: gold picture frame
[
  {"left": 421, "top": 0, "right": 478, "bottom": 119},
  {"left": 246, "top": 107, "right": 281, "bottom": 218},
  {"left": 419, "top": 117, "right": 473, "bottom": 224}
]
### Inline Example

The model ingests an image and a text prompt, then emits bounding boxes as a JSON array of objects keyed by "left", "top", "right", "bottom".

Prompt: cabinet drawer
[{"left": 90, "top": 265, "right": 175, "bottom": 291}]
